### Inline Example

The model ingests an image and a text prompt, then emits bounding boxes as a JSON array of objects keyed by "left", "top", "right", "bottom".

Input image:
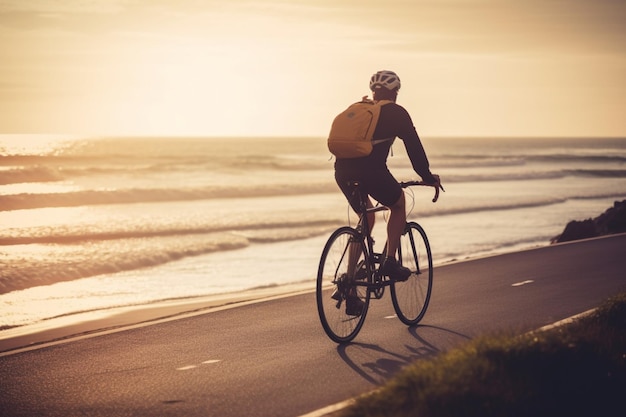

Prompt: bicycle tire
[
  {"left": 391, "top": 222, "right": 433, "bottom": 325},
  {"left": 316, "top": 227, "right": 370, "bottom": 343}
]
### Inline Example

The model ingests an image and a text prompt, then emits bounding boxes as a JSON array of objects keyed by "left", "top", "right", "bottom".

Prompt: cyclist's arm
[{"left": 393, "top": 107, "right": 438, "bottom": 184}]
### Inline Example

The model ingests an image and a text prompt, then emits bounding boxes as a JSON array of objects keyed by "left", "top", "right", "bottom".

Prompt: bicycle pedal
[{"left": 331, "top": 289, "right": 341, "bottom": 301}]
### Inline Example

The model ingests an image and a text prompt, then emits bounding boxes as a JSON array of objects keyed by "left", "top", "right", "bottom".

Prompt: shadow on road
[{"left": 335, "top": 324, "right": 471, "bottom": 385}]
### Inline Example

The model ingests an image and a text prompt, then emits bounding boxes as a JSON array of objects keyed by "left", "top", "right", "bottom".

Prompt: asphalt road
[{"left": 1, "top": 234, "right": 626, "bottom": 417}]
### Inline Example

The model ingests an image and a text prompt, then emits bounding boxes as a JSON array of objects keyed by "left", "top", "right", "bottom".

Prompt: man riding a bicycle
[{"left": 334, "top": 70, "right": 440, "bottom": 316}]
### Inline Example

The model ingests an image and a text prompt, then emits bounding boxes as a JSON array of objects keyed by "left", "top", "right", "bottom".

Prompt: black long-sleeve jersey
[{"left": 334, "top": 102, "right": 436, "bottom": 183}]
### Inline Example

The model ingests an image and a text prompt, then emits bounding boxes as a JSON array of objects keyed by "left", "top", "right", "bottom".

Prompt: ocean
[{"left": 1, "top": 135, "right": 625, "bottom": 332}]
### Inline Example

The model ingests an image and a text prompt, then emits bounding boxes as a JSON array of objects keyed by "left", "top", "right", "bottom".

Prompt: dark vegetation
[{"left": 338, "top": 292, "right": 626, "bottom": 417}]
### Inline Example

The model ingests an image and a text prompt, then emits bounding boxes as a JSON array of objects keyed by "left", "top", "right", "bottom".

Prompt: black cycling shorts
[{"left": 335, "top": 168, "right": 402, "bottom": 213}]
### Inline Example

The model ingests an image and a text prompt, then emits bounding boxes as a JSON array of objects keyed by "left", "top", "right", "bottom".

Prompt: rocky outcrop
[{"left": 552, "top": 200, "right": 626, "bottom": 243}]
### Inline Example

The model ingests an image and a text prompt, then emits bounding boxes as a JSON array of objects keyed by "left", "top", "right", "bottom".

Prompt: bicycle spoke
[
  {"left": 391, "top": 222, "right": 433, "bottom": 325},
  {"left": 316, "top": 227, "right": 370, "bottom": 343}
]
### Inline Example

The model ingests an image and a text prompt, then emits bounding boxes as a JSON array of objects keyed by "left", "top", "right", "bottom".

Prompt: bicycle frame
[
  {"left": 346, "top": 184, "right": 386, "bottom": 292},
  {"left": 348, "top": 180, "right": 441, "bottom": 294},
  {"left": 316, "top": 179, "right": 441, "bottom": 343}
]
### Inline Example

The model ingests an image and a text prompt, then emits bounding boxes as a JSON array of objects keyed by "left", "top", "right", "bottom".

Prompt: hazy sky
[{"left": 1, "top": 0, "right": 624, "bottom": 137}]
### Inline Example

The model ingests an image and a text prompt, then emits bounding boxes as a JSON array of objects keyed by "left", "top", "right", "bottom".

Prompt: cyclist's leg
[
  {"left": 335, "top": 175, "right": 376, "bottom": 231},
  {"left": 335, "top": 173, "right": 376, "bottom": 278},
  {"left": 317, "top": 227, "right": 370, "bottom": 342},
  {"left": 385, "top": 192, "right": 406, "bottom": 258},
  {"left": 365, "top": 169, "right": 404, "bottom": 258},
  {"left": 367, "top": 170, "right": 411, "bottom": 280},
  {"left": 333, "top": 173, "right": 370, "bottom": 317}
]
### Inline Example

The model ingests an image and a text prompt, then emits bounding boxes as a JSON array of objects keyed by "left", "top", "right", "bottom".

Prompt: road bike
[{"left": 316, "top": 181, "right": 442, "bottom": 343}]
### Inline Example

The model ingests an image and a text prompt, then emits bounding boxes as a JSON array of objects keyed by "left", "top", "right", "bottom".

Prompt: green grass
[{"left": 338, "top": 293, "right": 626, "bottom": 417}]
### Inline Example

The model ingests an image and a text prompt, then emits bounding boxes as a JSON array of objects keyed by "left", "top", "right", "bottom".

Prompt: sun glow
[
  {"left": 22, "top": 8, "right": 346, "bottom": 137},
  {"left": 0, "top": 1, "right": 624, "bottom": 137}
]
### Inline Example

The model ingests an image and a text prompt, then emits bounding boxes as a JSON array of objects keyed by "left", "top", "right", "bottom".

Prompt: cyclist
[{"left": 334, "top": 70, "right": 440, "bottom": 316}]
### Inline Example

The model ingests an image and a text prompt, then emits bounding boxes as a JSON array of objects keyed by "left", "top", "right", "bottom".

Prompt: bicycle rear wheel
[
  {"left": 316, "top": 227, "right": 370, "bottom": 343},
  {"left": 391, "top": 222, "right": 433, "bottom": 325}
]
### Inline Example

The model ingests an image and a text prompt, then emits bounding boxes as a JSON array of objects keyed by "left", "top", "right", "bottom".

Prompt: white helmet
[{"left": 369, "top": 70, "right": 401, "bottom": 91}]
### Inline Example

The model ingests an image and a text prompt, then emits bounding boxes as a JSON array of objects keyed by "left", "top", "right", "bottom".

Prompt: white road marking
[
  {"left": 384, "top": 314, "right": 397, "bottom": 319},
  {"left": 533, "top": 309, "right": 596, "bottom": 333},
  {"left": 177, "top": 359, "right": 221, "bottom": 370},
  {"left": 511, "top": 280, "right": 534, "bottom": 287},
  {"left": 296, "top": 398, "right": 356, "bottom": 417}
]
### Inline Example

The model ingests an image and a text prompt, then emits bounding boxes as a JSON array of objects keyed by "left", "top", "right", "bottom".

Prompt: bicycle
[{"left": 316, "top": 181, "right": 442, "bottom": 343}]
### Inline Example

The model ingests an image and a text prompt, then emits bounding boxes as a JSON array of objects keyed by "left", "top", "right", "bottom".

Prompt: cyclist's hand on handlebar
[
  {"left": 425, "top": 174, "right": 444, "bottom": 191},
  {"left": 423, "top": 174, "right": 444, "bottom": 202}
]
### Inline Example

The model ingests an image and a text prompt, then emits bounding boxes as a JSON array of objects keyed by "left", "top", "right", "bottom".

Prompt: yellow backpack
[{"left": 327, "top": 97, "right": 394, "bottom": 159}]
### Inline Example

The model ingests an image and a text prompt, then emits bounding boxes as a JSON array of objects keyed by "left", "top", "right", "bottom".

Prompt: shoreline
[
  {"left": 0, "top": 242, "right": 530, "bottom": 349},
  {"left": 0, "top": 282, "right": 313, "bottom": 354},
  {"left": 2, "top": 232, "right": 623, "bottom": 355}
]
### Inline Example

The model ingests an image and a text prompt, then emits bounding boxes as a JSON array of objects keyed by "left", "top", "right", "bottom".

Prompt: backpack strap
[{"left": 369, "top": 98, "right": 394, "bottom": 147}]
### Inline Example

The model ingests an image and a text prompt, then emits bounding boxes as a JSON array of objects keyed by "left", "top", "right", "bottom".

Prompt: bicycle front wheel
[
  {"left": 391, "top": 222, "right": 433, "bottom": 325},
  {"left": 316, "top": 227, "right": 370, "bottom": 343}
]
